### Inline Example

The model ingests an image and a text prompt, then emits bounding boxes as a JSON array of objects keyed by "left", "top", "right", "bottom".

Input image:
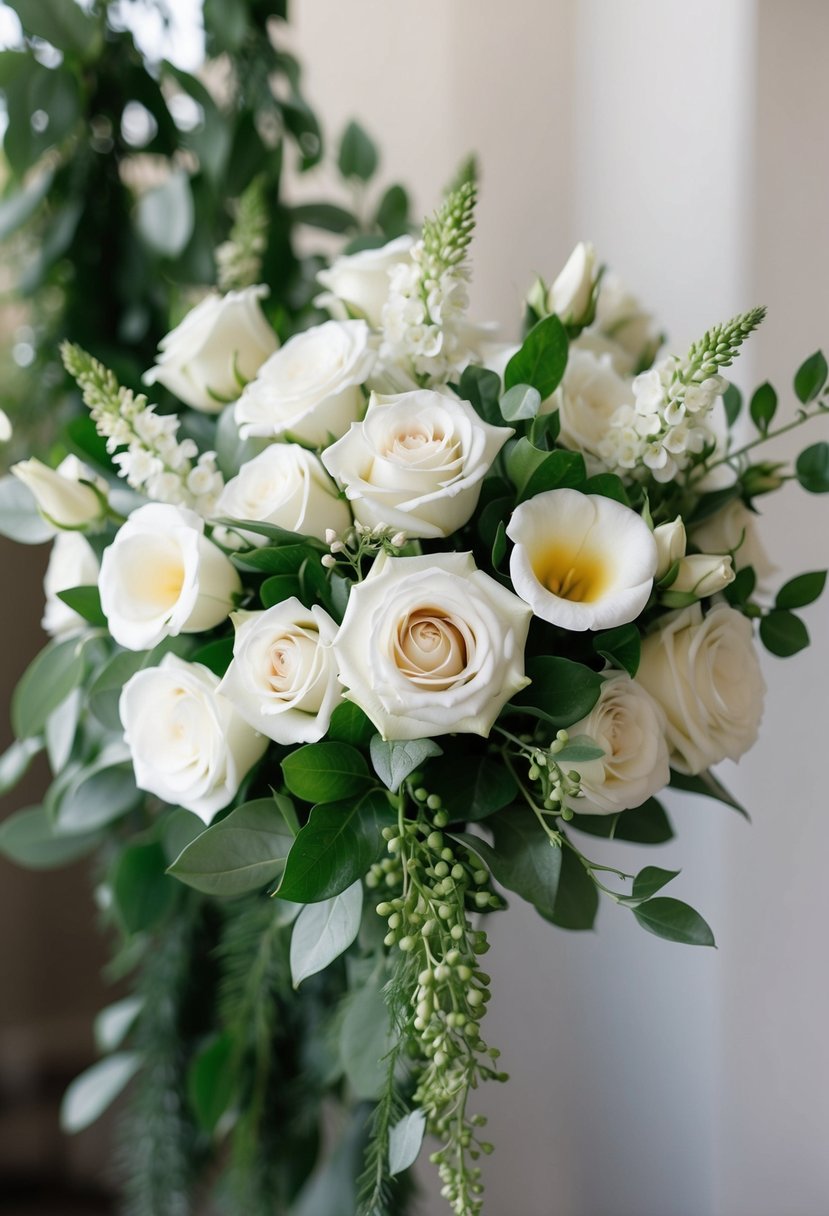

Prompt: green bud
[
  {"left": 440, "top": 847, "right": 454, "bottom": 862},
  {"left": 418, "top": 968, "right": 434, "bottom": 986},
  {"left": 434, "top": 963, "right": 450, "bottom": 982},
  {"left": 421, "top": 919, "right": 437, "bottom": 937},
  {"left": 384, "top": 932, "right": 397, "bottom": 946},
  {"left": 528, "top": 764, "right": 540, "bottom": 781},
  {"left": 451, "top": 863, "right": 465, "bottom": 880},
  {"left": 388, "top": 912, "right": 401, "bottom": 929},
  {"left": 474, "top": 891, "right": 490, "bottom": 908},
  {"left": 450, "top": 924, "right": 464, "bottom": 941},
  {"left": 365, "top": 871, "right": 378, "bottom": 889},
  {"left": 376, "top": 901, "right": 392, "bottom": 916},
  {"left": 426, "top": 793, "right": 442, "bottom": 810},
  {"left": 446, "top": 949, "right": 461, "bottom": 965},
  {"left": 433, "top": 809, "right": 449, "bottom": 828},
  {"left": 427, "top": 831, "right": 443, "bottom": 849},
  {"left": 457, "top": 964, "right": 472, "bottom": 981},
  {"left": 473, "top": 869, "right": 488, "bottom": 885},
  {"left": 398, "top": 935, "right": 416, "bottom": 952},
  {"left": 434, "top": 860, "right": 450, "bottom": 878},
  {"left": 414, "top": 787, "right": 428, "bottom": 801},
  {"left": 381, "top": 826, "right": 395, "bottom": 840}
]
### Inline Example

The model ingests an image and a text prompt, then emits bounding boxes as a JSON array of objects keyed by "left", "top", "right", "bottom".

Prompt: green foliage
[
  {"left": 794, "top": 350, "right": 828, "bottom": 403},
  {"left": 338, "top": 120, "right": 380, "bottom": 182},
  {"left": 570, "top": 797, "right": 674, "bottom": 844},
  {"left": 455, "top": 364, "right": 502, "bottom": 426},
  {"left": 760, "top": 608, "right": 810, "bottom": 657},
  {"left": 749, "top": 382, "right": 777, "bottom": 434},
  {"left": 61, "top": 1052, "right": 142, "bottom": 1135},
  {"left": 113, "top": 842, "right": 177, "bottom": 934},
  {"left": 290, "top": 881, "right": 363, "bottom": 987},
  {"left": 0, "top": 803, "right": 99, "bottom": 869},
  {"left": 504, "top": 314, "right": 568, "bottom": 400},
  {"left": 56, "top": 584, "right": 106, "bottom": 626},
  {"left": 11, "top": 635, "right": 87, "bottom": 738},
  {"left": 775, "top": 570, "right": 826, "bottom": 609},
  {"left": 669, "top": 769, "right": 748, "bottom": 817},
  {"left": 458, "top": 811, "right": 562, "bottom": 919},
  {"left": 796, "top": 442, "right": 829, "bottom": 493},
  {"left": 424, "top": 752, "right": 518, "bottom": 823},
  {"left": 369, "top": 736, "right": 443, "bottom": 793},
  {"left": 282, "top": 741, "right": 374, "bottom": 803},
  {"left": 592, "top": 623, "right": 641, "bottom": 677},
  {"left": 512, "top": 656, "right": 603, "bottom": 728},
  {"left": 499, "top": 383, "right": 542, "bottom": 422},
  {"left": 632, "top": 898, "right": 715, "bottom": 947},
  {"left": 168, "top": 798, "right": 295, "bottom": 897},
  {"left": 276, "top": 791, "right": 395, "bottom": 902}
]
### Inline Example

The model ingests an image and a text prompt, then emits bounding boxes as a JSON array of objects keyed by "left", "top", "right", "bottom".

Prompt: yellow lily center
[{"left": 534, "top": 545, "right": 610, "bottom": 603}]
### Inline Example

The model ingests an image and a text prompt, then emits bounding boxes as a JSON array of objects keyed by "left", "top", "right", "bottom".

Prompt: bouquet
[{"left": 1, "top": 175, "right": 827, "bottom": 1216}]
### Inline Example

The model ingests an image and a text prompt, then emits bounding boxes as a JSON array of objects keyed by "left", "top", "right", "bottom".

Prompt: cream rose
[
  {"left": 671, "top": 553, "right": 735, "bottom": 598},
  {"left": 42, "top": 531, "right": 101, "bottom": 637},
  {"left": 566, "top": 673, "right": 670, "bottom": 815},
  {"left": 547, "top": 241, "right": 596, "bottom": 325},
  {"left": 321, "top": 390, "right": 512, "bottom": 539},
  {"left": 215, "top": 443, "right": 351, "bottom": 543},
  {"left": 218, "top": 601, "right": 341, "bottom": 744},
  {"left": 653, "top": 517, "right": 686, "bottom": 579},
  {"left": 507, "top": 489, "right": 657, "bottom": 631},
  {"left": 549, "top": 349, "right": 634, "bottom": 468},
  {"left": 12, "top": 454, "right": 105, "bottom": 529},
  {"left": 99, "top": 503, "right": 240, "bottom": 651},
  {"left": 637, "top": 602, "right": 766, "bottom": 775},
  {"left": 235, "top": 320, "right": 375, "bottom": 447},
  {"left": 333, "top": 552, "right": 531, "bottom": 740},
  {"left": 144, "top": 285, "right": 277, "bottom": 413},
  {"left": 120, "top": 654, "right": 267, "bottom": 823},
  {"left": 315, "top": 235, "right": 415, "bottom": 327},
  {"left": 690, "top": 499, "right": 777, "bottom": 587}
]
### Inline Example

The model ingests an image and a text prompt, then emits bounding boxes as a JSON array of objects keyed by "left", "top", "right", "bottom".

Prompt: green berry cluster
[{"left": 525, "top": 730, "right": 583, "bottom": 821}]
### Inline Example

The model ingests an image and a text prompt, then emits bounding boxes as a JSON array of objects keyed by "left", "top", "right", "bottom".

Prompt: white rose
[
  {"left": 0, "top": 408, "right": 11, "bottom": 442},
  {"left": 100, "top": 503, "right": 241, "bottom": 651},
  {"left": 547, "top": 241, "right": 596, "bottom": 325},
  {"left": 507, "top": 489, "right": 657, "bottom": 631},
  {"left": 671, "top": 553, "right": 735, "bottom": 598},
  {"left": 653, "top": 516, "right": 686, "bottom": 579},
  {"left": 690, "top": 499, "right": 777, "bottom": 587},
  {"left": 120, "top": 654, "right": 267, "bottom": 823},
  {"left": 218, "top": 600, "right": 341, "bottom": 744},
  {"left": 215, "top": 443, "right": 351, "bottom": 543},
  {"left": 321, "top": 390, "right": 512, "bottom": 540},
  {"left": 315, "top": 235, "right": 415, "bottom": 328},
  {"left": 42, "top": 531, "right": 101, "bottom": 637},
  {"left": 235, "top": 320, "right": 375, "bottom": 447},
  {"left": 566, "top": 673, "right": 670, "bottom": 815},
  {"left": 333, "top": 552, "right": 531, "bottom": 741},
  {"left": 144, "top": 285, "right": 278, "bottom": 413},
  {"left": 549, "top": 349, "right": 634, "bottom": 468},
  {"left": 637, "top": 602, "right": 766, "bottom": 775},
  {"left": 12, "top": 455, "right": 105, "bottom": 529}
]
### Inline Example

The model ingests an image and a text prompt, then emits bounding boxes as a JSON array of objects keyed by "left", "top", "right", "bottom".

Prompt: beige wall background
[{"left": 1, "top": 1, "right": 828, "bottom": 1213}]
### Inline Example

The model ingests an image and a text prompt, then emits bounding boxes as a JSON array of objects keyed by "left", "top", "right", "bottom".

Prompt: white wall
[{"left": 289, "top": 4, "right": 829, "bottom": 1214}]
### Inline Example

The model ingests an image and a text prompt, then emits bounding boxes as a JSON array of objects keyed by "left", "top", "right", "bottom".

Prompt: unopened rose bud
[
  {"left": 12, "top": 456, "right": 105, "bottom": 529},
  {"left": 526, "top": 275, "right": 550, "bottom": 319},
  {"left": 672, "top": 553, "right": 735, "bottom": 598},
  {"left": 547, "top": 241, "right": 597, "bottom": 326},
  {"left": 740, "top": 460, "right": 787, "bottom": 497},
  {"left": 653, "top": 516, "right": 687, "bottom": 579}
]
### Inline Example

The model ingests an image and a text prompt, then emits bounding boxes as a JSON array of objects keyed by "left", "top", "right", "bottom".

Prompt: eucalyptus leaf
[
  {"left": 0, "top": 804, "right": 98, "bottom": 870},
  {"left": 45, "top": 686, "right": 82, "bottom": 772},
  {"left": 60, "top": 1053, "right": 141, "bottom": 1134},
  {"left": 12, "top": 636, "right": 88, "bottom": 739},
  {"left": 290, "top": 881, "right": 363, "bottom": 987},
  {"left": 339, "top": 974, "right": 394, "bottom": 1101},
  {"left": 136, "top": 168, "right": 194, "bottom": 258},
  {"left": 53, "top": 755, "right": 140, "bottom": 834},
  {"left": 0, "top": 736, "right": 42, "bottom": 796},
  {"left": 187, "top": 1033, "right": 237, "bottom": 1133},
  {"left": 168, "top": 799, "right": 294, "bottom": 896},
  {"left": 389, "top": 1109, "right": 427, "bottom": 1175},
  {"left": 338, "top": 120, "right": 378, "bottom": 181},
  {"left": 749, "top": 382, "right": 777, "bottom": 433},
  {"left": 369, "top": 736, "right": 442, "bottom": 793},
  {"left": 94, "top": 997, "right": 143, "bottom": 1054},
  {"left": 499, "top": 383, "right": 541, "bottom": 422},
  {"left": 56, "top": 584, "right": 106, "bottom": 626}
]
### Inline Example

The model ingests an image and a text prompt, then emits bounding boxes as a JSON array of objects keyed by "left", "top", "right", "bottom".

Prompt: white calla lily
[{"left": 507, "top": 488, "right": 657, "bottom": 631}]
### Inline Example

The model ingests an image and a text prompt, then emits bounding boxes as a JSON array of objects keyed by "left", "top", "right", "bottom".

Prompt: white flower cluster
[{"left": 598, "top": 356, "right": 727, "bottom": 483}]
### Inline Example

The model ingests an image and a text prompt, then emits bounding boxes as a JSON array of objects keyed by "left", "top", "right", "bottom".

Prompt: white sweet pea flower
[
  {"left": 547, "top": 241, "right": 596, "bottom": 325},
  {"left": 637, "top": 602, "right": 766, "bottom": 775},
  {"left": 690, "top": 498, "right": 777, "bottom": 588},
  {"left": 315, "top": 235, "right": 415, "bottom": 327},
  {"left": 235, "top": 320, "right": 375, "bottom": 447},
  {"left": 99, "top": 503, "right": 240, "bottom": 651},
  {"left": 566, "top": 674, "right": 670, "bottom": 815},
  {"left": 549, "top": 349, "right": 634, "bottom": 469},
  {"left": 0, "top": 409, "right": 11, "bottom": 442},
  {"left": 333, "top": 552, "right": 531, "bottom": 741},
  {"left": 653, "top": 516, "right": 687, "bottom": 579},
  {"left": 218, "top": 601, "right": 341, "bottom": 744},
  {"left": 42, "top": 532, "right": 101, "bottom": 637},
  {"left": 215, "top": 444, "right": 351, "bottom": 543},
  {"left": 120, "top": 654, "right": 267, "bottom": 823},
  {"left": 507, "top": 489, "right": 657, "bottom": 631},
  {"left": 321, "top": 390, "right": 512, "bottom": 539},
  {"left": 671, "top": 553, "right": 735, "bottom": 598},
  {"left": 11, "top": 454, "right": 106, "bottom": 530},
  {"left": 144, "top": 285, "right": 277, "bottom": 413}
]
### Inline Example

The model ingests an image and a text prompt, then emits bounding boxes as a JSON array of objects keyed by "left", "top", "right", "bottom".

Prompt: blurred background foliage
[{"left": 0, "top": 0, "right": 411, "bottom": 468}]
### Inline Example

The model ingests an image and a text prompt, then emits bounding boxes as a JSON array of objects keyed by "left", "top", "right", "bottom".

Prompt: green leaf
[
  {"left": 749, "top": 382, "right": 777, "bottom": 433},
  {"left": 457, "top": 811, "right": 562, "bottom": 919},
  {"left": 0, "top": 165, "right": 53, "bottom": 241},
  {"left": 519, "top": 447, "right": 586, "bottom": 502},
  {"left": 338, "top": 120, "right": 378, "bottom": 181},
  {"left": 425, "top": 753, "right": 517, "bottom": 823},
  {"left": 569, "top": 797, "right": 674, "bottom": 844},
  {"left": 0, "top": 473, "right": 54, "bottom": 543},
  {"left": 12, "top": 636, "right": 87, "bottom": 739},
  {"left": 0, "top": 736, "right": 42, "bottom": 796},
  {"left": 0, "top": 804, "right": 98, "bottom": 870},
  {"left": 512, "top": 656, "right": 603, "bottom": 728},
  {"left": 339, "top": 974, "right": 394, "bottom": 1101},
  {"left": 796, "top": 443, "right": 829, "bottom": 494},
  {"left": 56, "top": 584, "right": 106, "bottom": 626},
  {"left": 490, "top": 518, "right": 508, "bottom": 570},
  {"left": 326, "top": 701, "right": 375, "bottom": 748},
  {"left": 529, "top": 410, "right": 561, "bottom": 449},
  {"left": 760, "top": 608, "right": 810, "bottom": 657},
  {"left": 259, "top": 573, "right": 302, "bottom": 607},
  {"left": 455, "top": 364, "right": 502, "bottom": 426},
  {"left": 794, "top": 350, "right": 828, "bottom": 403},
  {"left": 775, "top": 570, "right": 826, "bottom": 610},
  {"left": 45, "top": 687, "right": 81, "bottom": 773},
  {"left": 546, "top": 844, "right": 598, "bottom": 930},
  {"left": 633, "top": 897, "right": 715, "bottom": 947},
  {"left": 94, "top": 997, "right": 143, "bottom": 1054},
  {"left": 112, "top": 842, "right": 176, "bottom": 935},
  {"left": 60, "top": 1054, "right": 141, "bottom": 1135},
  {"left": 168, "top": 799, "right": 294, "bottom": 896},
  {"left": 687, "top": 485, "right": 741, "bottom": 526},
  {"left": 389, "top": 1109, "right": 427, "bottom": 1176},
  {"left": 289, "top": 881, "right": 363, "bottom": 987},
  {"left": 190, "top": 636, "right": 234, "bottom": 677},
  {"left": 216, "top": 516, "right": 325, "bottom": 549},
  {"left": 724, "top": 565, "right": 757, "bottom": 606},
  {"left": 375, "top": 183, "right": 409, "bottom": 237},
  {"left": 631, "top": 866, "right": 680, "bottom": 902},
  {"left": 188, "top": 1033, "right": 237, "bottom": 1133},
  {"left": 369, "top": 736, "right": 442, "bottom": 793},
  {"left": 580, "top": 473, "right": 631, "bottom": 506},
  {"left": 136, "top": 168, "right": 194, "bottom": 258},
  {"left": 10, "top": 0, "right": 101, "bottom": 58},
  {"left": 592, "top": 623, "right": 640, "bottom": 677},
  {"left": 53, "top": 753, "right": 141, "bottom": 834},
  {"left": 275, "top": 790, "right": 395, "bottom": 902},
  {"left": 722, "top": 382, "right": 742, "bottom": 427},
  {"left": 232, "top": 544, "right": 320, "bottom": 574},
  {"left": 554, "top": 736, "right": 605, "bottom": 762},
  {"left": 160, "top": 808, "right": 206, "bottom": 866},
  {"left": 281, "top": 741, "right": 373, "bottom": 804},
  {"left": 669, "top": 769, "right": 748, "bottom": 817},
  {"left": 499, "top": 384, "right": 541, "bottom": 422},
  {"left": 504, "top": 314, "right": 568, "bottom": 400},
  {"left": 293, "top": 202, "right": 358, "bottom": 233}
]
